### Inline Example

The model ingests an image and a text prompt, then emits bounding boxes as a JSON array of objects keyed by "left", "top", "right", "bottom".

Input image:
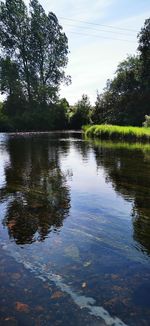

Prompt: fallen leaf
[
  {"left": 43, "top": 283, "right": 52, "bottom": 290},
  {"left": 104, "top": 297, "right": 118, "bottom": 306},
  {"left": 51, "top": 291, "right": 63, "bottom": 299},
  {"left": 15, "top": 302, "right": 29, "bottom": 313},
  {"left": 35, "top": 305, "right": 44, "bottom": 312}
]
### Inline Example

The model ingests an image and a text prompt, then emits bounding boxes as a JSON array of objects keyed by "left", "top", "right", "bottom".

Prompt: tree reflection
[
  {"left": 93, "top": 141, "right": 150, "bottom": 255},
  {"left": 1, "top": 134, "right": 71, "bottom": 244}
]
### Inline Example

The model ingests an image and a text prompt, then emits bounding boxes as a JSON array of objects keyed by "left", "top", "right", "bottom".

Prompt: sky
[{"left": 3, "top": 1, "right": 150, "bottom": 105}]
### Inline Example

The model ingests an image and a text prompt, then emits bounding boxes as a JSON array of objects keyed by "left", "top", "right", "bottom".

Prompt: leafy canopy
[{"left": 0, "top": 0, "right": 69, "bottom": 107}]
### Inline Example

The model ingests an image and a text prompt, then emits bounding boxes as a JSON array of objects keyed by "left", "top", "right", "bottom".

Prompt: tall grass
[{"left": 83, "top": 125, "right": 150, "bottom": 142}]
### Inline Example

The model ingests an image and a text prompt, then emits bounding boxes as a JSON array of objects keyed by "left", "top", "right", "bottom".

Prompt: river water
[{"left": 0, "top": 132, "right": 150, "bottom": 326}]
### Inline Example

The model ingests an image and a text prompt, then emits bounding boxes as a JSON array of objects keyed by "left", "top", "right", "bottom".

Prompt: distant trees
[
  {"left": 92, "top": 18, "right": 150, "bottom": 126},
  {"left": 69, "top": 94, "right": 91, "bottom": 129}
]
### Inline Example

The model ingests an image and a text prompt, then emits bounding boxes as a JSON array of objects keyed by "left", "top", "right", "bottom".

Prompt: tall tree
[
  {"left": 92, "top": 18, "right": 150, "bottom": 126},
  {"left": 29, "top": 0, "right": 69, "bottom": 104},
  {"left": 0, "top": 57, "right": 21, "bottom": 97},
  {"left": 0, "top": 0, "right": 69, "bottom": 108},
  {"left": 92, "top": 56, "right": 142, "bottom": 125},
  {"left": 0, "top": 0, "right": 31, "bottom": 102},
  {"left": 138, "top": 18, "right": 150, "bottom": 89}
]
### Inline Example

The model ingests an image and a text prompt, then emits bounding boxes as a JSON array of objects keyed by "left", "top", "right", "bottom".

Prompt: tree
[
  {"left": 0, "top": 0, "right": 31, "bottom": 102},
  {"left": 92, "top": 18, "right": 150, "bottom": 127},
  {"left": 0, "top": 101, "right": 10, "bottom": 131},
  {"left": 29, "top": 0, "right": 69, "bottom": 104},
  {"left": 70, "top": 94, "right": 91, "bottom": 129},
  {"left": 92, "top": 56, "right": 143, "bottom": 126},
  {"left": 0, "top": 57, "right": 21, "bottom": 96},
  {"left": 138, "top": 18, "right": 150, "bottom": 89},
  {"left": 0, "top": 0, "right": 69, "bottom": 109},
  {"left": 91, "top": 89, "right": 117, "bottom": 125}
]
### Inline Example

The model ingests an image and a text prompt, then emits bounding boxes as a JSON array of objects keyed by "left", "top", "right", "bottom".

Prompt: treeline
[
  {"left": 0, "top": 94, "right": 91, "bottom": 131},
  {"left": 0, "top": 1, "right": 150, "bottom": 131}
]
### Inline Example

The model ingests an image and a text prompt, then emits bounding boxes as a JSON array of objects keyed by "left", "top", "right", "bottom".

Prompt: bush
[{"left": 4, "top": 103, "right": 69, "bottom": 132}]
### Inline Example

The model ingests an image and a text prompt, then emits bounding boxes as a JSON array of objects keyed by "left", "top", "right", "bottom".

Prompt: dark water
[{"left": 0, "top": 132, "right": 150, "bottom": 326}]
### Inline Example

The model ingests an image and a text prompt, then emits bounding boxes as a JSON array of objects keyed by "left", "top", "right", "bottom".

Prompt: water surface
[{"left": 0, "top": 132, "right": 150, "bottom": 326}]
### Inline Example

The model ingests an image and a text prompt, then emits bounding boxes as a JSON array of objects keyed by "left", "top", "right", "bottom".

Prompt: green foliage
[
  {"left": 70, "top": 94, "right": 91, "bottom": 129},
  {"left": 0, "top": 0, "right": 69, "bottom": 116},
  {"left": 5, "top": 103, "right": 68, "bottom": 131},
  {"left": 29, "top": 0, "right": 70, "bottom": 104},
  {"left": 138, "top": 18, "right": 150, "bottom": 89},
  {"left": 0, "top": 102, "right": 11, "bottom": 131},
  {"left": 91, "top": 18, "right": 150, "bottom": 127},
  {"left": 0, "top": 97, "right": 69, "bottom": 131},
  {"left": 84, "top": 124, "right": 150, "bottom": 142},
  {"left": 91, "top": 55, "right": 149, "bottom": 126}
]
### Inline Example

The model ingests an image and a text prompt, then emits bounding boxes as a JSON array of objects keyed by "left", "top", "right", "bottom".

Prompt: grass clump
[{"left": 83, "top": 125, "right": 150, "bottom": 142}]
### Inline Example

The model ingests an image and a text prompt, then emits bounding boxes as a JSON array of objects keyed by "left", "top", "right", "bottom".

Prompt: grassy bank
[{"left": 83, "top": 125, "right": 150, "bottom": 142}]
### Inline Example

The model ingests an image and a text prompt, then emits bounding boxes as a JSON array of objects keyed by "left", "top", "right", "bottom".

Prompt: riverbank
[{"left": 83, "top": 125, "right": 150, "bottom": 142}]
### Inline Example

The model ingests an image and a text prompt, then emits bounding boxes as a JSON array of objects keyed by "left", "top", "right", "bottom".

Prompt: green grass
[{"left": 83, "top": 124, "right": 150, "bottom": 142}]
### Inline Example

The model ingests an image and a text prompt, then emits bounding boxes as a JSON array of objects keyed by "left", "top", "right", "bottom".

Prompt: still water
[{"left": 0, "top": 132, "right": 150, "bottom": 326}]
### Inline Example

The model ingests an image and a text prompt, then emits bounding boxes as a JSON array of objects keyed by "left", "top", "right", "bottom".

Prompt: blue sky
[{"left": 9, "top": 1, "right": 150, "bottom": 104}]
